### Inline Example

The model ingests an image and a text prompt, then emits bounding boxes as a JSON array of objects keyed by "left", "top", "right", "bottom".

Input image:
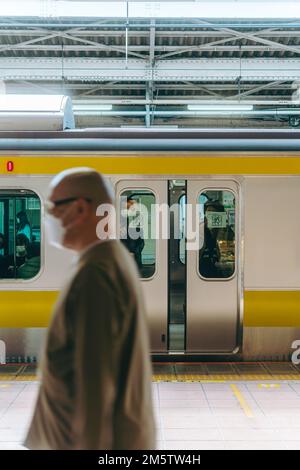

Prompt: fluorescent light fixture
[
  {"left": 73, "top": 104, "right": 113, "bottom": 111},
  {"left": 0, "top": 94, "right": 74, "bottom": 130},
  {"left": 0, "top": 94, "right": 68, "bottom": 112},
  {"left": 188, "top": 104, "right": 254, "bottom": 111},
  {"left": 1, "top": 1, "right": 300, "bottom": 19}
]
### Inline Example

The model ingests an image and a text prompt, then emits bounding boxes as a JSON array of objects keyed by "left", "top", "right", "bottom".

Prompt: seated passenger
[
  {"left": 15, "top": 233, "right": 29, "bottom": 268},
  {"left": 16, "top": 239, "right": 40, "bottom": 280}
]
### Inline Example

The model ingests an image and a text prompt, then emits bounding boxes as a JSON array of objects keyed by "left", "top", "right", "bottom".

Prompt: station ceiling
[{"left": 1, "top": 10, "right": 300, "bottom": 128}]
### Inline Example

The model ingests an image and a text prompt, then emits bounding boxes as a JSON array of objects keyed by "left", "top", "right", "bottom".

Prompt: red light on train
[{"left": 6, "top": 161, "right": 14, "bottom": 172}]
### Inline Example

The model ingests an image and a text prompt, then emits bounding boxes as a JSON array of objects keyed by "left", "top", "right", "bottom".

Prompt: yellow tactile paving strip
[
  {"left": 0, "top": 365, "right": 37, "bottom": 381},
  {"left": 0, "top": 362, "right": 300, "bottom": 382},
  {"left": 151, "top": 362, "right": 300, "bottom": 382}
]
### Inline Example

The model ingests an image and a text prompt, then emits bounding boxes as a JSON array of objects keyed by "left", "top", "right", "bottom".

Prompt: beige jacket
[{"left": 24, "top": 240, "right": 156, "bottom": 450}]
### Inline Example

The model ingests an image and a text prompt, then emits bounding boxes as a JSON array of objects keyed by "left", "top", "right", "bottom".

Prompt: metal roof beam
[
  {"left": 155, "top": 59, "right": 300, "bottom": 81},
  {"left": 157, "top": 36, "right": 245, "bottom": 60},
  {"left": 60, "top": 32, "right": 146, "bottom": 59},
  {"left": 76, "top": 82, "right": 119, "bottom": 98},
  {"left": 1, "top": 30, "right": 300, "bottom": 38},
  {"left": 0, "top": 22, "right": 147, "bottom": 59},
  {"left": 1, "top": 58, "right": 299, "bottom": 81},
  {"left": 196, "top": 19, "right": 300, "bottom": 55},
  {"left": 72, "top": 99, "right": 297, "bottom": 105},
  {"left": 227, "top": 80, "right": 288, "bottom": 99},
  {"left": 3, "top": 45, "right": 300, "bottom": 53},
  {"left": 0, "top": 21, "right": 99, "bottom": 52},
  {"left": 0, "top": 32, "right": 146, "bottom": 60},
  {"left": 157, "top": 25, "right": 279, "bottom": 59},
  {"left": 149, "top": 20, "right": 155, "bottom": 65},
  {"left": 0, "top": 32, "right": 62, "bottom": 52},
  {"left": 11, "top": 82, "right": 292, "bottom": 91},
  {"left": 182, "top": 81, "right": 223, "bottom": 98}
]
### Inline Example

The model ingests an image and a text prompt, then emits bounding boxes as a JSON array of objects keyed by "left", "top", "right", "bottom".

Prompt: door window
[
  {"left": 119, "top": 189, "right": 156, "bottom": 278},
  {"left": 198, "top": 189, "right": 235, "bottom": 279}
]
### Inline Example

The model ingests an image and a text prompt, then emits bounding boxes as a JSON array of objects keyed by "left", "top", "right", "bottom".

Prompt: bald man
[{"left": 24, "top": 168, "right": 156, "bottom": 450}]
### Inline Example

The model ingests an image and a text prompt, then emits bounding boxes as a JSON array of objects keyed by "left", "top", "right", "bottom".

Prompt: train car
[{"left": 0, "top": 128, "right": 300, "bottom": 363}]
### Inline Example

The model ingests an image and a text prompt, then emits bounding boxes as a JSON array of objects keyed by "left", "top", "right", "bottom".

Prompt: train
[{"left": 0, "top": 127, "right": 300, "bottom": 363}]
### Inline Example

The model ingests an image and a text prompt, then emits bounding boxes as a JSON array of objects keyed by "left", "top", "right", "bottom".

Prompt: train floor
[{"left": 1, "top": 362, "right": 300, "bottom": 450}]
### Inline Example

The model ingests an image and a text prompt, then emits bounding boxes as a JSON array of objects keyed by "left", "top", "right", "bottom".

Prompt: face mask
[
  {"left": 127, "top": 204, "right": 138, "bottom": 216},
  {"left": 45, "top": 213, "right": 66, "bottom": 249}
]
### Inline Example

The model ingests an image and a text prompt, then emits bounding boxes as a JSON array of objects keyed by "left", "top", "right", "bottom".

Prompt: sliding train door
[
  {"left": 116, "top": 178, "right": 241, "bottom": 355},
  {"left": 185, "top": 179, "right": 241, "bottom": 353},
  {"left": 115, "top": 179, "right": 168, "bottom": 353}
]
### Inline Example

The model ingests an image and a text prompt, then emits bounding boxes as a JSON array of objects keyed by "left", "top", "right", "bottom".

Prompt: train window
[
  {"left": 198, "top": 189, "right": 235, "bottom": 279},
  {"left": 0, "top": 190, "right": 41, "bottom": 280},
  {"left": 119, "top": 189, "right": 156, "bottom": 278}
]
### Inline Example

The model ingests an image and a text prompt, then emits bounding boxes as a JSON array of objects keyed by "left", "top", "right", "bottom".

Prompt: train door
[
  {"left": 115, "top": 180, "right": 168, "bottom": 353},
  {"left": 185, "top": 180, "right": 241, "bottom": 353}
]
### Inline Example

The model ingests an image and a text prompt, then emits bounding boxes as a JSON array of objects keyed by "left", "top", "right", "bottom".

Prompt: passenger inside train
[
  {"left": 120, "top": 195, "right": 145, "bottom": 269},
  {"left": 120, "top": 190, "right": 155, "bottom": 278},
  {"left": 199, "top": 191, "right": 235, "bottom": 279},
  {"left": 16, "top": 210, "right": 32, "bottom": 242},
  {"left": 0, "top": 191, "right": 41, "bottom": 279},
  {"left": 15, "top": 234, "right": 40, "bottom": 280}
]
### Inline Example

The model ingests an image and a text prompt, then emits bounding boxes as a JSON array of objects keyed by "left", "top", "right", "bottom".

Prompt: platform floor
[{"left": 1, "top": 363, "right": 300, "bottom": 450}]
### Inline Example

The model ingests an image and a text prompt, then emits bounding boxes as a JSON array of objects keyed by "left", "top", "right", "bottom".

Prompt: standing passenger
[
  {"left": 24, "top": 167, "right": 156, "bottom": 450},
  {"left": 121, "top": 196, "right": 145, "bottom": 271},
  {"left": 16, "top": 210, "right": 32, "bottom": 242}
]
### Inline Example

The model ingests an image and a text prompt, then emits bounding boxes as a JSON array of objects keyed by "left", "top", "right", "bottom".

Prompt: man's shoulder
[
  {"left": 73, "top": 241, "right": 133, "bottom": 284},
  {"left": 83, "top": 240, "right": 138, "bottom": 273},
  {"left": 71, "top": 260, "right": 110, "bottom": 292},
  {"left": 79, "top": 241, "right": 141, "bottom": 298},
  {"left": 81, "top": 239, "right": 125, "bottom": 263}
]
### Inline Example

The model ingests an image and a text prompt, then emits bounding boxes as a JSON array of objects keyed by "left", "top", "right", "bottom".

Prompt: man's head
[
  {"left": 17, "top": 210, "right": 29, "bottom": 226},
  {"left": 127, "top": 195, "right": 136, "bottom": 209},
  {"left": 46, "top": 168, "right": 115, "bottom": 251}
]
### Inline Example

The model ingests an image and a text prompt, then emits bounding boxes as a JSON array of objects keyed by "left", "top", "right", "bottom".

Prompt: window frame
[
  {"left": 178, "top": 193, "right": 186, "bottom": 266},
  {"left": 119, "top": 187, "right": 157, "bottom": 281},
  {"left": 0, "top": 188, "right": 43, "bottom": 283},
  {"left": 196, "top": 187, "right": 237, "bottom": 282}
]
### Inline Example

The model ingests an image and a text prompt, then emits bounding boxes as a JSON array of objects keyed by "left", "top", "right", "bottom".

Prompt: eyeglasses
[{"left": 45, "top": 197, "right": 92, "bottom": 213}]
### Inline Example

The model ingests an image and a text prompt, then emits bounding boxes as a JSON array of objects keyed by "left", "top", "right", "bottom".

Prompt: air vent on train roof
[{"left": 0, "top": 95, "right": 75, "bottom": 131}]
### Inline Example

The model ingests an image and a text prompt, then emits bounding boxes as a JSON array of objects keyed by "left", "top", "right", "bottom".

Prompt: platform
[{"left": 1, "top": 363, "right": 300, "bottom": 450}]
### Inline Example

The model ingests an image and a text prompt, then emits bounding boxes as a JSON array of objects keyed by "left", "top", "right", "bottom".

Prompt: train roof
[{"left": 1, "top": 128, "right": 300, "bottom": 151}]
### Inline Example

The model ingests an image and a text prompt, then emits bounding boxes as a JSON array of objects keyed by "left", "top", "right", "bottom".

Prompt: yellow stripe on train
[
  {"left": 0, "top": 290, "right": 299, "bottom": 328},
  {"left": 2, "top": 154, "right": 300, "bottom": 175}
]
